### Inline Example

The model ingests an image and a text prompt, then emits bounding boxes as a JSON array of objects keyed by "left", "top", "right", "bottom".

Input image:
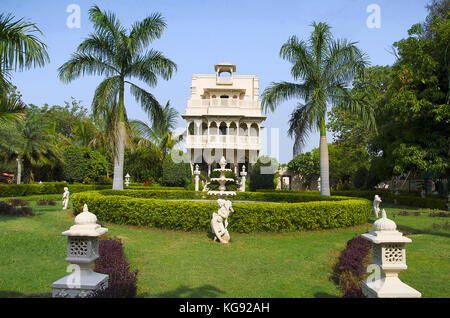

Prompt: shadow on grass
[
  {"left": 145, "top": 285, "right": 224, "bottom": 298},
  {"left": 0, "top": 290, "right": 51, "bottom": 298},
  {"left": 314, "top": 292, "right": 339, "bottom": 298}
]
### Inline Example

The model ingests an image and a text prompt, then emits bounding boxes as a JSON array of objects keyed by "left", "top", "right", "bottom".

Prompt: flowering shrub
[
  {"left": 8, "top": 199, "right": 29, "bottom": 206},
  {"left": 0, "top": 201, "right": 34, "bottom": 216},
  {"left": 91, "top": 237, "right": 138, "bottom": 298},
  {"left": 143, "top": 178, "right": 153, "bottom": 186},
  {"left": 332, "top": 236, "right": 372, "bottom": 298}
]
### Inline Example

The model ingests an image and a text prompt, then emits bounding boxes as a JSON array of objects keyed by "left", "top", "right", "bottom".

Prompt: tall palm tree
[
  {"left": 58, "top": 5, "right": 177, "bottom": 190},
  {"left": 262, "top": 22, "right": 374, "bottom": 196},
  {"left": 0, "top": 13, "right": 49, "bottom": 93},
  {"left": 130, "top": 100, "right": 182, "bottom": 164}
]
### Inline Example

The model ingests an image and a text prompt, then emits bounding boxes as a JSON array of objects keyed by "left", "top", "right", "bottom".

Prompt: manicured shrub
[
  {"left": 62, "top": 145, "right": 110, "bottom": 183},
  {"left": 91, "top": 237, "right": 138, "bottom": 298},
  {"left": 72, "top": 191, "right": 371, "bottom": 233},
  {"left": 8, "top": 198, "right": 29, "bottom": 206},
  {"left": 0, "top": 182, "right": 112, "bottom": 197},
  {"left": 332, "top": 236, "right": 372, "bottom": 298}
]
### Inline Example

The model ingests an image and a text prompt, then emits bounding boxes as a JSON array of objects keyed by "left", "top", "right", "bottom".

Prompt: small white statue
[
  {"left": 211, "top": 199, "right": 234, "bottom": 244},
  {"left": 372, "top": 194, "right": 382, "bottom": 218},
  {"left": 62, "top": 187, "right": 70, "bottom": 210}
]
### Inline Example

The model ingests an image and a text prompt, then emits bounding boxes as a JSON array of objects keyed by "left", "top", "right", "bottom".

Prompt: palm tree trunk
[
  {"left": 319, "top": 118, "right": 331, "bottom": 196},
  {"left": 112, "top": 122, "right": 125, "bottom": 190},
  {"left": 16, "top": 157, "right": 22, "bottom": 184}
]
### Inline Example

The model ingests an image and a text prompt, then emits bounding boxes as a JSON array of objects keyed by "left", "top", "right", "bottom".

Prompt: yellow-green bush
[{"left": 72, "top": 191, "right": 371, "bottom": 233}]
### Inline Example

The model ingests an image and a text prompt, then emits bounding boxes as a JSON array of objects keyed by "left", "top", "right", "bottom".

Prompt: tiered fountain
[{"left": 208, "top": 156, "right": 235, "bottom": 244}]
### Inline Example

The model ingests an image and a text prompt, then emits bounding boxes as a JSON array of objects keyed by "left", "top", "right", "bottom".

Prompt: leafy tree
[
  {"left": 62, "top": 145, "right": 109, "bottom": 183},
  {"left": 249, "top": 156, "right": 279, "bottom": 191},
  {"left": 287, "top": 151, "right": 319, "bottom": 189},
  {"left": 124, "top": 146, "right": 162, "bottom": 182},
  {"left": 58, "top": 5, "right": 177, "bottom": 190},
  {"left": 261, "top": 22, "right": 374, "bottom": 195},
  {"left": 162, "top": 152, "right": 191, "bottom": 187}
]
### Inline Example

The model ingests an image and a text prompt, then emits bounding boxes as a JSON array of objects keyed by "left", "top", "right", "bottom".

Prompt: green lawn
[{"left": 0, "top": 196, "right": 448, "bottom": 298}]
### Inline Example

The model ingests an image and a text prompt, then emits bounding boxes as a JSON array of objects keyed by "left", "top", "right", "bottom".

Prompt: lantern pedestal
[
  {"left": 52, "top": 204, "right": 109, "bottom": 298},
  {"left": 361, "top": 209, "right": 421, "bottom": 298}
]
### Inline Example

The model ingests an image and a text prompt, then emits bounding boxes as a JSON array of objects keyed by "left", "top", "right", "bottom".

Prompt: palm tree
[
  {"left": 0, "top": 88, "right": 26, "bottom": 123},
  {"left": 0, "top": 13, "right": 49, "bottom": 92},
  {"left": 58, "top": 5, "right": 177, "bottom": 190},
  {"left": 261, "top": 22, "right": 374, "bottom": 196},
  {"left": 130, "top": 100, "right": 182, "bottom": 164},
  {"left": 0, "top": 110, "right": 62, "bottom": 184}
]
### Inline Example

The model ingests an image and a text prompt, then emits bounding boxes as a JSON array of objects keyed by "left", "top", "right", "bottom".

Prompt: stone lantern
[
  {"left": 240, "top": 165, "right": 247, "bottom": 192},
  {"left": 193, "top": 165, "right": 201, "bottom": 191},
  {"left": 361, "top": 209, "right": 421, "bottom": 298},
  {"left": 125, "top": 173, "right": 131, "bottom": 187},
  {"left": 52, "top": 204, "right": 109, "bottom": 298}
]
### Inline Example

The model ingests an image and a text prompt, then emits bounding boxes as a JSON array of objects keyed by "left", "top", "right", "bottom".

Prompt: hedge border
[{"left": 72, "top": 190, "right": 371, "bottom": 233}]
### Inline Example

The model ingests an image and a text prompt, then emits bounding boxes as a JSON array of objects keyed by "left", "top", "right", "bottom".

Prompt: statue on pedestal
[
  {"left": 372, "top": 194, "right": 382, "bottom": 218},
  {"left": 62, "top": 187, "right": 70, "bottom": 210}
]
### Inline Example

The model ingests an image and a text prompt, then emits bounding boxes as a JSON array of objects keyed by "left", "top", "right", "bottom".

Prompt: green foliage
[
  {"left": 72, "top": 191, "right": 371, "bottom": 233},
  {"left": 353, "top": 167, "right": 369, "bottom": 189},
  {"left": 124, "top": 147, "right": 162, "bottom": 182},
  {"left": 62, "top": 145, "right": 109, "bottom": 183},
  {"left": 0, "top": 182, "right": 112, "bottom": 197},
  {"left": 161, "top": 153, "right": 191, "bottom": 187},
  {"left": 249, "top": 156, "right": 279, "bottom": 191}
]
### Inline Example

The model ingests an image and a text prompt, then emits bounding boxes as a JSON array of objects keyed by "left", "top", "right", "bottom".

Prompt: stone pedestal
[
  {"left": 52, "top": 204, "right": 109, "bottom": 298},
  {"left": 240, "top": 166, "right": 247, "bottom": 192},
  {"left": 194, "top": 165, "right": 201, "bottom": 192},
  {"left": 361, "top": 209, "right": 421, "bottom": 298}
]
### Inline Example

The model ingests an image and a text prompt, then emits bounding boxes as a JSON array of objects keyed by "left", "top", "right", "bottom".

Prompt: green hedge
[
  {"left": 0, "top": 183, "right": 113, "bottom": 197},
  {"left": 97, "top": 189, "right": 355, "bottom": 203},
  {"left": 71, "top": 191, "right": 371, "bottom": 233}
]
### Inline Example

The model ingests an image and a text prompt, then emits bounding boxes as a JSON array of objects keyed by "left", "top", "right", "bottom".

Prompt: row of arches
[{"left": 187, "top": 121, "right": 260, "bottom": 137}]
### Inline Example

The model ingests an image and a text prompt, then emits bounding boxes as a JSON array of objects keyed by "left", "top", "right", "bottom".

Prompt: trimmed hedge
[
  {"left": 0, "top": 183, "right": 112, "bottom": 197},
  {"left": 97, "top": 189, "right": 353, "bottom": 203},
  {"left": 71, "top": 190, "right": 371, "bottom": 233}
]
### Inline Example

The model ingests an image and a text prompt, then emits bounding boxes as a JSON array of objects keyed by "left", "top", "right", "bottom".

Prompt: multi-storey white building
[{"left": 182, "top": 63, "right": 266, "bottom": 176}]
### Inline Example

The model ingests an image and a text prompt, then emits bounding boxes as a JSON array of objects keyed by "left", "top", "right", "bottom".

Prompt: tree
[
  {"left": 249, "top": 156, "right": 279, "bottom": 191},
  {"left": 0, "top": 87, "right": 26, "bottom": 123},
  {"left": 0, "top": 13, "right": 49, "bottom": 92},
  {"left": 162, "top": 152, "right": 191, "bottom": 187},
  {"left": 261, "top": 22, "right": 374, "bottom": 195},
  {"left": 58, "top": 5, "right": 177, "bottom": 190},
  {"left": 0, "top": 108, "right": 62, "bottom": 183},
  {"left": 130, "top": 100, "right": 183, "bottom": 164}
]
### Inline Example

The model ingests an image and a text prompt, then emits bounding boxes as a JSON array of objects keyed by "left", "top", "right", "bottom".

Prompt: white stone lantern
[
  {"left": 125, "top": 173, "right": 131, "bottom": 187},
  {"left": 193, "top": 165, "right": 201, "bottom": 191},
  {"left": 361, "top": 209, "right": 421, "bottom": 298},
  {"left": 240, "top": 165, "right": 247, "bottom": 192},
  {"left": 52, "top": 204, "right": 109, "bottom": 298}
]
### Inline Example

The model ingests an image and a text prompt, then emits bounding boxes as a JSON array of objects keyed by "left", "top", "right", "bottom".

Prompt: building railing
[
  {"left": 186, "top": 135, "right": 260, "bottom": 149},
  {"left": 188, "top": 99, "right": 260, "bottom": 108}
]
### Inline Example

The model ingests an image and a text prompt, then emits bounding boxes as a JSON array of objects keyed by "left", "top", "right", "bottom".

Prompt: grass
[{"left": 0, "top": 196, "right": 448, "bottom": 298}]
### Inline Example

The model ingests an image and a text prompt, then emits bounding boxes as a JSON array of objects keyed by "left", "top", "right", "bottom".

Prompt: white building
[{"left": 182, "top": 63, "right": 266, "bottom": 176}]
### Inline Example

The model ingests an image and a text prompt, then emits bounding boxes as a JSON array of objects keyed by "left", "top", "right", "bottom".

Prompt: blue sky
[{"left": 3, "top": 0, "right": 431, "bottom": 163}]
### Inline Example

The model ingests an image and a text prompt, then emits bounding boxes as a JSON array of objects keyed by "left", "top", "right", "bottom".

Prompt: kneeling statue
[{"left": 211, "top": 199, "right": 234, "bottom": 244}]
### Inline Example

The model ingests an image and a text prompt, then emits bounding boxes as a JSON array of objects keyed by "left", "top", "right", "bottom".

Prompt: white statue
[
  {"left": 62, "top": 187, "right": 70, "bottom": 210},
  {"left": 211, "top": 199, "right": 234, "bottom": 244},
  {"left": 372, "top": 194, "right": 382, "bottom": 218},
  {"left": 421, "top": 189, "right": 425, "bottom": 198}
]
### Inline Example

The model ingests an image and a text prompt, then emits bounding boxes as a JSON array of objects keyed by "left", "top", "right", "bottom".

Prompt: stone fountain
[{"left": 207, "top": 156, "right": 236, "bottom": 244}]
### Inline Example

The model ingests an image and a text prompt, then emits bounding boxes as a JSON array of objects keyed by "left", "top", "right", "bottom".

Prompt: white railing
[
  {"left": 186, "top": 135, "right": 260, "bottom": 149},
  {"left": 189, "top": 99, "right": 259, "bottom": 108}
]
